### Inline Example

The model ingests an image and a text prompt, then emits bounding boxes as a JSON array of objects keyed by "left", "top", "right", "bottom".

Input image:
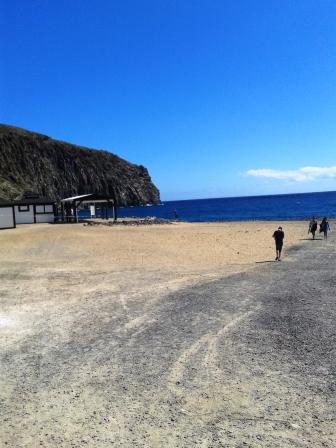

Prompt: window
[
  {"left": 18, "top": 205, "right": 29, "bottom": 212},
  {"left": 35, "top": 204, "right": 54, "bottom": 214}
]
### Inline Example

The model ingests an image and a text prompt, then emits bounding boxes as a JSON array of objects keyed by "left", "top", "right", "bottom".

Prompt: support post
[{"left": 113, "top": 201, "right": 118, "bottom": 222}]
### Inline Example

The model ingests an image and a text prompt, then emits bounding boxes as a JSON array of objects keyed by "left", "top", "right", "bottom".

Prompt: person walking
[
  {"left": 308, "top": 217, "right": 318, "bottom": 239},
  {"left": 320, "top": 217, "right": 330, "bottom": 240},
  {"left": 273, "top": 226, "right": 285, "bottom": 261}
]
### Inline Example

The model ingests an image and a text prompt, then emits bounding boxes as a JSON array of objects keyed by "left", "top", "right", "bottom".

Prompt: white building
[
  {"left": 0, "top": 197, "right": 56, "bottom": 230},
  {"left": 0, "top": 204, "right": 15, "bottom": 229}
]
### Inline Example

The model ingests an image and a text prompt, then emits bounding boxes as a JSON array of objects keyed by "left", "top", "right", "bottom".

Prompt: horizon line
[{"left": 161, "top": 189, "right": 336, "bottom": 203}]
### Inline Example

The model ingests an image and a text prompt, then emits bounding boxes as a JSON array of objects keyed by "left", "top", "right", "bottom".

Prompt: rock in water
[{"left": 0, "top": 124, "right": 160, "bottom": 205}]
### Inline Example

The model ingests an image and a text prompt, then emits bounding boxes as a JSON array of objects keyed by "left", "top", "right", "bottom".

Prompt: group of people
[
  {"left": 272, "top": 217, "right": 331, "bottom": 262},
  {"left": 308, "top": 217, "right": 330, "bottom": 240}
]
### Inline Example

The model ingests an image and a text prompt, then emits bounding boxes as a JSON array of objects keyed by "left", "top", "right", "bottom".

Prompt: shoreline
[{"left": 78, "top": 215, "right": 334, "bottom": 225}]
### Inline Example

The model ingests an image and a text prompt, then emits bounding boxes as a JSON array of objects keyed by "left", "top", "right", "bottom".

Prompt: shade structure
[{"left": 60, "top": 193, "right": 117, "bottom": 222}]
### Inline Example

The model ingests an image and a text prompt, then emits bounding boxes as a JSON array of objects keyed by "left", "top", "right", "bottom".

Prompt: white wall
[
  {"left": 14, "top": 205, "right": 35, "bottom": 224},
  {"left": 14, "top": 204, "right": 55, "bottom": 225},
  {"left": 35, "top": 214, "right": 54, "bottom": 223},
  {"left": 0, "top": 207, "right": 15, "bottom": 229},
  {"left": 35, "top": 204, "right": 54, "bottom": 223}
]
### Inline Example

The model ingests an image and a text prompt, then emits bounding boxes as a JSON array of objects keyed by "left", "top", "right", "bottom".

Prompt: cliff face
[{"left": 0, "top": 124, "right": 160, "bottom": 205}]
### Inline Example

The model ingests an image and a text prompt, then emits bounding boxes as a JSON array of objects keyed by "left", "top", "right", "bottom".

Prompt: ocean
[{"left": 82, "top": 191, "right": 336, "bottom": 222}]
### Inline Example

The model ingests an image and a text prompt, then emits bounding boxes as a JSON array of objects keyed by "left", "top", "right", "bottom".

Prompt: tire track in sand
[{"left": 166, "top": 308, "right": 257, "bottom": 394}]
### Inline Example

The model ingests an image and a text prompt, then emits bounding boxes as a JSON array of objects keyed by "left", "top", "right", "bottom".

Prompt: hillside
[{"left": 0, "top": 124, "right": 160, "bottom": 205}]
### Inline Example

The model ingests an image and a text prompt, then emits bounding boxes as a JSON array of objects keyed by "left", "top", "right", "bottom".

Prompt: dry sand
[
  {"left": 1, "top": 220, "right": 318, "bottom": 447},
  {"left": 0, "top": 221, "right": 307, "bottom": 312},
  {"left": 0, "top": 219, "right": 308, "bottom": 278}
]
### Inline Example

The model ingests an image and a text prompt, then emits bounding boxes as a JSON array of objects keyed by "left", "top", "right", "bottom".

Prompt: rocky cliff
[{"left": 0, "top": 124, "right": 160, "bottom": 205}]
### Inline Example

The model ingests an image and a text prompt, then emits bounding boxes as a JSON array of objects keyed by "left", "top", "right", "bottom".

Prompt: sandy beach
[
  {"left": 1, "top": 219, "right": 308, "bottom": 281},
  {"left": 0, "top": 220, "right": 308, "bottom": 314},
  {"left": 1, "top": 220, "right": 334, "bottom": 447}
]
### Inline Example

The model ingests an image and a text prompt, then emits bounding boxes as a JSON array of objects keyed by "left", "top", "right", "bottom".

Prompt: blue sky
[{"left": 1, "top": 0, "right": 336, "bottom": 200}]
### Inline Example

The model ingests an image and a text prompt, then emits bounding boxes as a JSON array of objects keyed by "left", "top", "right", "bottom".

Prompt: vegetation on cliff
[{"left": 0, "top": 124, "right": 160, "bottom": 205}]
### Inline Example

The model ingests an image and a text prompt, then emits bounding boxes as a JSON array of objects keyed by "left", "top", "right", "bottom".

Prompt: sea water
[{"left": 82, "top": 191, "right": 336, "bottom": 222}]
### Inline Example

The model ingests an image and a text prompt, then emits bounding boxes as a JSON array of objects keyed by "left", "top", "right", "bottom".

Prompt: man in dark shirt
[{"left": 273, "top": 226, "right": 285, "bottom": 261}]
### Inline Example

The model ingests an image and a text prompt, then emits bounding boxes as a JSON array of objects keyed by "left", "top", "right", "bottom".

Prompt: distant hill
[{"left": 0, "top": 124, "right": 160, "bottom": 205}]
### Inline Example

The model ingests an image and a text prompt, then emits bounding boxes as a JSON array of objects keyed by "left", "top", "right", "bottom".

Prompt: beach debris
[{"left": 83, "top": 217, "right": 173, "bottom": 226}]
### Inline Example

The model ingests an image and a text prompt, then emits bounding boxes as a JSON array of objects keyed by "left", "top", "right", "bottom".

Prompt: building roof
[
  {"left": 0, "top": 198, "right": 56, "bottom": 206},
  {"left": 61, "top": 194, "right": 93, "bottom": 202},
  {"left": 61, "top": 193, "right": 114, "bottom": 203}
]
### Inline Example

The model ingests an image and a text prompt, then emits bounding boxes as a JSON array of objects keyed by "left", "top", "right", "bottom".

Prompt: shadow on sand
[
  {"left": 299, "top": 238, "right": 323, "bottom": 241},
  {"left": 255, "top": 260, "right": 278, "bottom": 264}
]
